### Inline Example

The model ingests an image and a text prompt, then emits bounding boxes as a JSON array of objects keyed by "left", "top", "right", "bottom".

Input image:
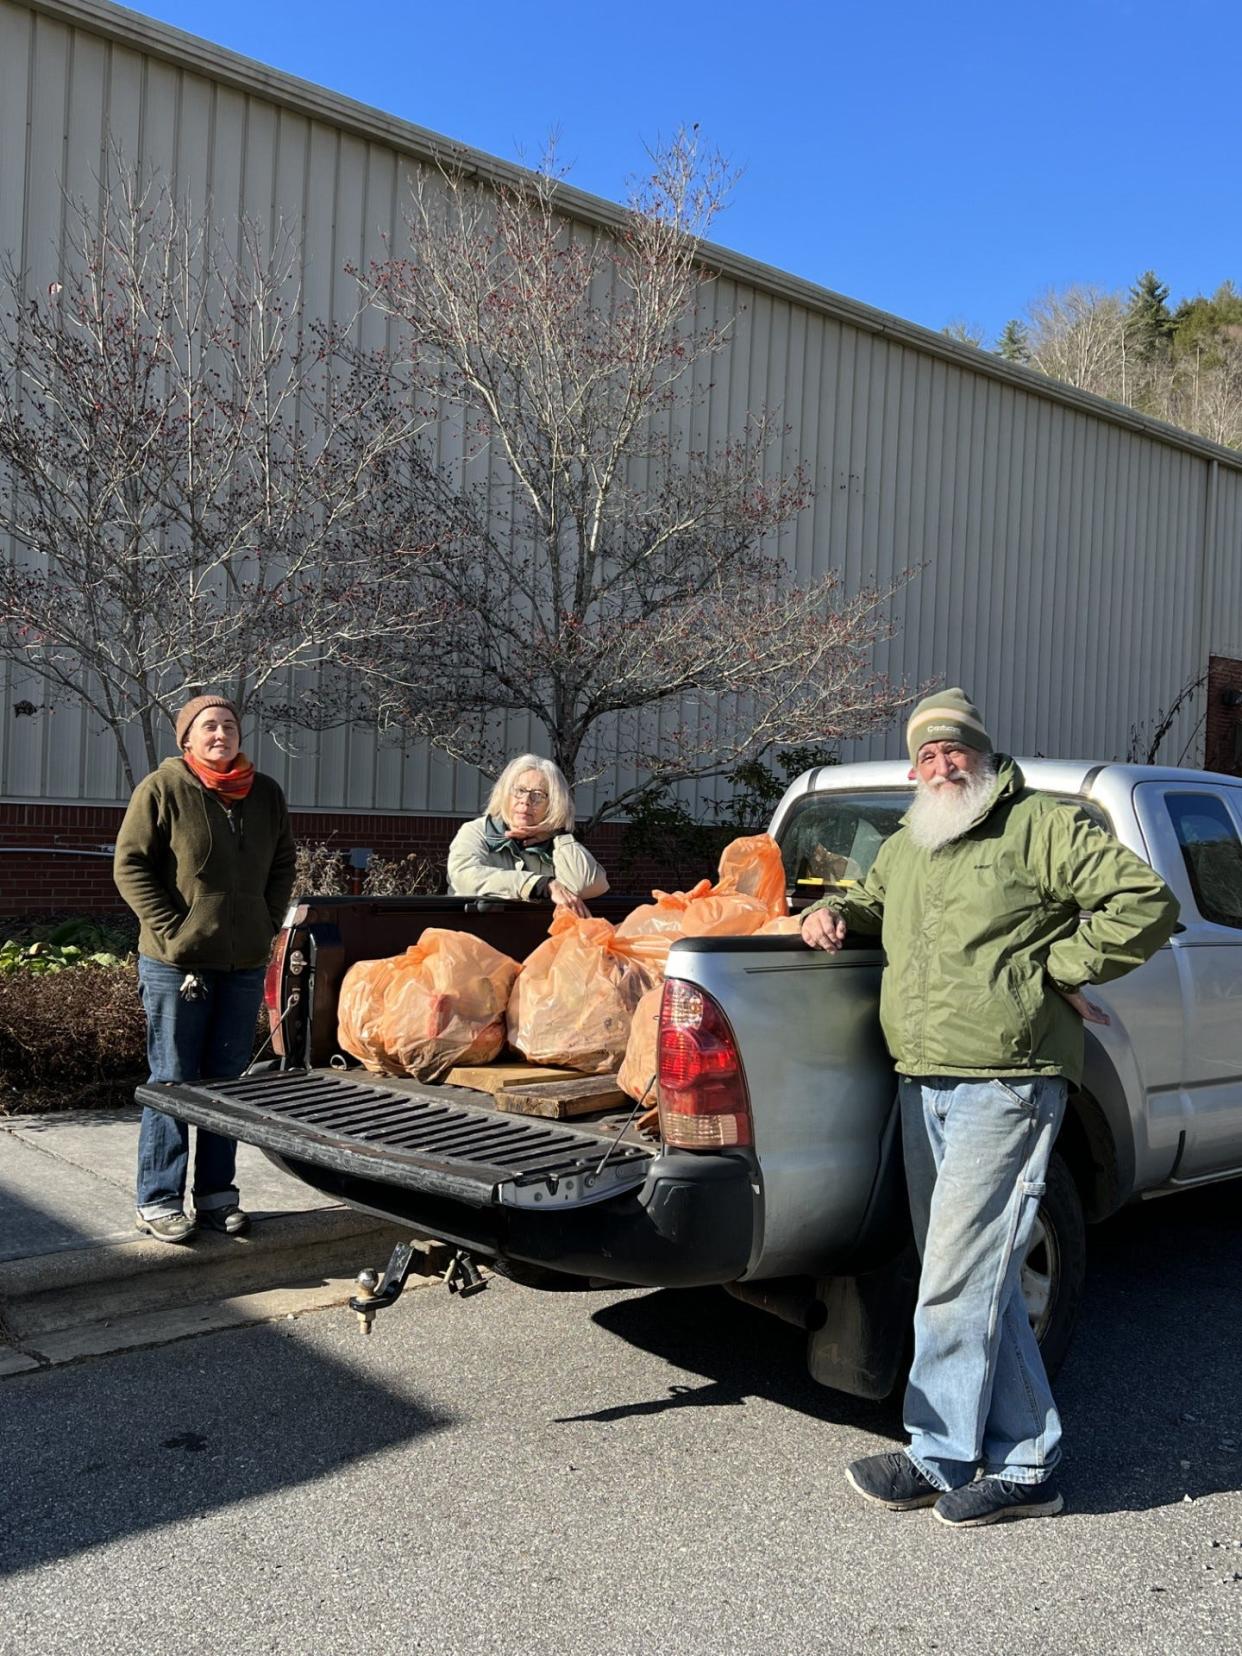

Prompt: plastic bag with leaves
[
  {"left": 338, "top": 928, "right": 520, "bottom": 1081},
  {"left": 508, "top": 911, "right": 657, "bottom": 1074}
]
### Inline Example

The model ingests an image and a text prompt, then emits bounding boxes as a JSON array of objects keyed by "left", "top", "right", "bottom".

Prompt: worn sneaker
[
  {"left": 934, "top": 1477, "right": 1064, "bottom": 1528},
  {"left": 135, "top": 1210, "right": 196, "bottom": 1244},
  {"left": 845, "top": 1451, "right": 941, "bottom": 1510},
  {"left": 196, "top": 1205, "right": 250, "bottom": 1236}
]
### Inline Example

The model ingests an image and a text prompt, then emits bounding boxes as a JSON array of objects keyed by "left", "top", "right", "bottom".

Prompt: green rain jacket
[{"left": 805, "top": 756, "right": 1180, "bottom": 1085}]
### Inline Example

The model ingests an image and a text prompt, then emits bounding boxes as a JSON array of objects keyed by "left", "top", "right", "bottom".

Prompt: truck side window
[{"left": 1165, "top": 792, "right": 1242, "bottom": 930}]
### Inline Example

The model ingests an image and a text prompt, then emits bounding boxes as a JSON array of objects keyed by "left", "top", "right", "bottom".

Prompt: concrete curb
[
  {"left": 0, "top": 1207, "right": 436, "bottom": 1343},
  {"left": 0, "top": 1204, "right": 396, "bottom": 1301}
]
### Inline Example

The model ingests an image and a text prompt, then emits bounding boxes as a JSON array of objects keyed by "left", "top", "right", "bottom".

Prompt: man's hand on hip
[
  {"left": 802, "top": 908, "right": 848, "bottom": 952},
  {"left": 1055, "top": 985, "right": 1110, "bottom": 1025}
]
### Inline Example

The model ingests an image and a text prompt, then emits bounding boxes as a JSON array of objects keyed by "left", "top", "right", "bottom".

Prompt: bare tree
[
  {"left": 0, "top": 169, "right": 448, "bottom": 787},
  {"left": 1026, "top": 286, "right": 1128, "bottom": 399},
  {"left": 354, "top": 131, "right": 910, "bottom": 823},
  {"left": 1021, "top": 281, "right": 1242, "bottom": 451}
]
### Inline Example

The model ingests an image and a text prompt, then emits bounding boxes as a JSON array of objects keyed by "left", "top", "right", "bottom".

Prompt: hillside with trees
[{"left": 955, "top": 276, "right": 1242, "bottom": 449}]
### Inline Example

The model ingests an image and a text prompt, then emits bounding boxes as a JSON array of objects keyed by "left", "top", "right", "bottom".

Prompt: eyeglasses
[{"left": 511, "top": 788, "right": 549, "bottom": 804}]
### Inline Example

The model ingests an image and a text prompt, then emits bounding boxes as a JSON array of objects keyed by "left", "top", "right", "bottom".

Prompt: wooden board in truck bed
[{"left": 444, "top": 1061, "right": 581, "bottom": 1095}]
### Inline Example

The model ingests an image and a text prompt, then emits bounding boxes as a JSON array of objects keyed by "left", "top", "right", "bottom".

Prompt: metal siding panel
[
  {"left": 0, "top": 2, "right": 34, "bottom": 800},
  {"left": 173, "top": 64, "right": 211, "bottom": 227},
  {"left": 8, "top": 10, "right": 71, "bottom": 799}
]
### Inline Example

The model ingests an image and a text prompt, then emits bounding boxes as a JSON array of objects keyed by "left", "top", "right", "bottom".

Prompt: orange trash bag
[
  {"left": 618, "top": 984, "right": 663, "bottom": 1103},
  {"left": 508, "top": 911, "right": 657, "bottom": 1074},
  {"left": 613, "top": 835, "right": 789, "bottom": 976},
  {"left": 758, "top": 915, "right": 804, "bottom": 935},
  {"left": 715, "top": 834, "right": 789, "bottom": 917},
  {"left": 337, "top": 954, "right": 405, "bottom": 1074},
  {"left": 613, "top": 879, "right": 713, "bottom": 972},
  {"left": 337, "top": 929, "right": 521, "bottom": 1081}
]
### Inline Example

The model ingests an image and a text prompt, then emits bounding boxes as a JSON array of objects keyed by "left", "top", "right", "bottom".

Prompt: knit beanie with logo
[{"left": 906, "top": 688, "right": 993, "bottom": 764}]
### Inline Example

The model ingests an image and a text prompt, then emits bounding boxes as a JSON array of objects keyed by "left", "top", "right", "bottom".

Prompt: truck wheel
[{"left": 1022, "top": 1150, "right": 1086, "bottom": 1379}]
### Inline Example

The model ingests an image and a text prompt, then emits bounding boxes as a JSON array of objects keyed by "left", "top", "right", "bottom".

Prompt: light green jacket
[
  {"left": 446, "top": 815, "right": 609, "bottom": 902},
  {"left": 806, "top": 756, "right": 1180, "bottom": 1084}
]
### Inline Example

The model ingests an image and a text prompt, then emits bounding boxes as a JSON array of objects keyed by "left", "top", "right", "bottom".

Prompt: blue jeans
[
  {"left": 899, "top": 1073, "right": 1067, "bottom": 1491},
  {"left": 135, "top": 955, "right": 265, "bottom": 1219}
]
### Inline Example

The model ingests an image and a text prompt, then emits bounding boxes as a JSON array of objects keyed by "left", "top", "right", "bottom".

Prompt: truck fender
[{"left": 1068, "top": 1032, "right": 1141, "bottom": 1221}]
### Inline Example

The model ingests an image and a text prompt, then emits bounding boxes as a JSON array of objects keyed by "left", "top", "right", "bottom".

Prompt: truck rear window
[
  {"left": 777, "top": 791, "right": 911, "bottom": 890},
  {"left": 777, "top": 787, "right": 1111, "bottom": 891}
]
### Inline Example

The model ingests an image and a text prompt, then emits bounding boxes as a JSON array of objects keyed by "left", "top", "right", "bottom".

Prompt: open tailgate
[{"left": 138, "top": 1069, "right": 653, "bottom": 1210}]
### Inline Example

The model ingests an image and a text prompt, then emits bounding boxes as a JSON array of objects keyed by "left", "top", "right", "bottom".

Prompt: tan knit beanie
[
  {"left": 175, "top": 694, "right": 240, "bottom": 749},
  {"left": 906, "top": 687, "right": 992, "bottom": 764}
]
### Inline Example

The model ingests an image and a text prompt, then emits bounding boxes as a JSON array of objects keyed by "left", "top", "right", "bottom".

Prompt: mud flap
[{"left": 807, "top": 1242, "right": 919, "bottom": 1400}]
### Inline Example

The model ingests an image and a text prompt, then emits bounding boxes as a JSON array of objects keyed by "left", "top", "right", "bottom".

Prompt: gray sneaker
[
  {"left": 934, "top": 1478, "right": 1064, "bottom": 1528},
  {"left": 197, "top": 1205, "right": 250, "bottom": 1236},
  {"left": 845, "top": 1451, "right": 941, "bottom": 1510},
  {"left": 135, "top": 1210, "right": 196, "bottom": 1244}
]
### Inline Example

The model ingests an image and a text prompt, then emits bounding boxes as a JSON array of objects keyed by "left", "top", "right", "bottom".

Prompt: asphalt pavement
[{"left": 1, "top": 1178, "right": 1239, "bottom": 1655}]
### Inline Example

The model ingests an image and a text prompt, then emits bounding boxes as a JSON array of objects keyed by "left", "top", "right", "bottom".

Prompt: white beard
[{"left": 906, "top": 757, "right": 998, "bottom": 850}]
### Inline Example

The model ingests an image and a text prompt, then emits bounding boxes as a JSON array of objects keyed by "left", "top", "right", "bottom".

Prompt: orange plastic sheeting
[
  {"left": 613, "top": 834, "right": 790, "bottom": 976},
  {"left": 337, "top": 929, "right": 521, "bottom": 1081},
  {"left": 758, "top": 915, "right": 804, "bottom": 935},
  {"left": 715, "top": 834, "right": 789, "bottom": 917},
  {"left": 617, "top": 984, "right": 663, "bottom": 1103},
  {"left": 508, "top": 911, "right": 657, "bottom": 1075}
]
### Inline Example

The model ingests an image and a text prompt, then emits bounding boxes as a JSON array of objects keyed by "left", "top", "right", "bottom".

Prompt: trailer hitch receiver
[{"left": 349, "top": 1241, "right": 488, "bottom": 1335}]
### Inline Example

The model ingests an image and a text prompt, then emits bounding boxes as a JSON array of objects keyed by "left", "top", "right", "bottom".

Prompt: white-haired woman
[{"left": 447, "top": 755, "right": 608, "bottom": 918}]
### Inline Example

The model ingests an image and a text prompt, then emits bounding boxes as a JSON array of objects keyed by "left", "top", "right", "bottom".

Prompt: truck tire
[{"left": 1023, "top": 1149, "right": 1086, "bottom": 1379}]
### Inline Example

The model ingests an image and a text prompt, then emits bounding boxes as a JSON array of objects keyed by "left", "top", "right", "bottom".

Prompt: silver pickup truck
[{"left": 139, "top": 760, "right": 1242, "bottom": 1396}]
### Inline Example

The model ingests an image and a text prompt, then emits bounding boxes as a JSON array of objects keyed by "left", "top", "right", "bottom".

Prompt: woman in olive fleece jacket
[{"left": 113, "top": 695, "right": 296, "bottom": 1244}]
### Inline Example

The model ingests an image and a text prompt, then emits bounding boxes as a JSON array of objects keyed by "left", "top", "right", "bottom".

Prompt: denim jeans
[
  {"left": 135, "top": 955, "right": 265, "bottom": 1220},
  {"left": 899, "top": 1073, "right": 1068, "bottom": 1491}
]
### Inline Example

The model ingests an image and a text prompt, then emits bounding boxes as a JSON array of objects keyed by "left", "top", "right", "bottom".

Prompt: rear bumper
[
  {"left": 136, "top": 1076, "right": 755, "bottom": 1289},
  {"left": 266, "top": 1148, "right": 755, "bottom": 1289}
]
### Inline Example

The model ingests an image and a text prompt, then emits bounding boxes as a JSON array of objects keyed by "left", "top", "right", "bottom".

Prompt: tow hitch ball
[{"left": 349, "top": 1241, "right": 487, "bottom": 1335}]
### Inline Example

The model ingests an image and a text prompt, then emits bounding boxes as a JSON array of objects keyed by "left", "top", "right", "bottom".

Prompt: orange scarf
[{"left": 182, "top": 751, "right": 256, "bottom": 801}]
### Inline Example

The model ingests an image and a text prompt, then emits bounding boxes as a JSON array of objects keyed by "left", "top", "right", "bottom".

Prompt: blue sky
[{"left": 135, "top": 0, "right": 1241, "bottom": 343}]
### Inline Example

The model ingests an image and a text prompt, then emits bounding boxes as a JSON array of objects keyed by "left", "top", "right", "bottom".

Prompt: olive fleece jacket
[{"left": 113, "top": 757, "right": 297, "bottom": 971}]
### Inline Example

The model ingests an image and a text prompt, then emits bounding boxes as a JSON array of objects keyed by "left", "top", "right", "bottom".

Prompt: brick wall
[
  {"left": 1205, "top": 656, "right": 1242, "bottom": 776},
  {"left": 0, "top": 801, "right": 680, "bottom": 915}
]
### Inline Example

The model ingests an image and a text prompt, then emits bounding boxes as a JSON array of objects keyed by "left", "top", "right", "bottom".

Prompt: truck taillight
[
  {"left": 658, "top": 979, "right": 753, "bottom": 1150},
  {"left": 264, "top": 929, "right": 290, "bottom": 1056}
]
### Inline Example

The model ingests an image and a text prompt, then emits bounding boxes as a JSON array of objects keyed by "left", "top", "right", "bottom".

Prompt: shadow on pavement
[
  {"left": 584, "top": 1180, "right": 1242, "bottom": 1516},
  {"left": 0, "top": 1320, "right": 450, "bottom": 1577},
  {"left": 579, "top": 1286, "right": 904, "bottom": 1437},
  {"left": 1057, "top": 1179, "right": 1242, "bottom": 1516}
]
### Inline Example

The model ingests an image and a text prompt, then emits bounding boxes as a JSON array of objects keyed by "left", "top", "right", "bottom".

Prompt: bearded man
[{"left": 801, "top": 688, "right": 1179, "bottom": 1527}]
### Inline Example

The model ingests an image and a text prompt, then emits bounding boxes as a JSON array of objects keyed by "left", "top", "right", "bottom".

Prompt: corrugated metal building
[{"left": 2, "top": 0, "right": 1241, "bottom": 906}]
